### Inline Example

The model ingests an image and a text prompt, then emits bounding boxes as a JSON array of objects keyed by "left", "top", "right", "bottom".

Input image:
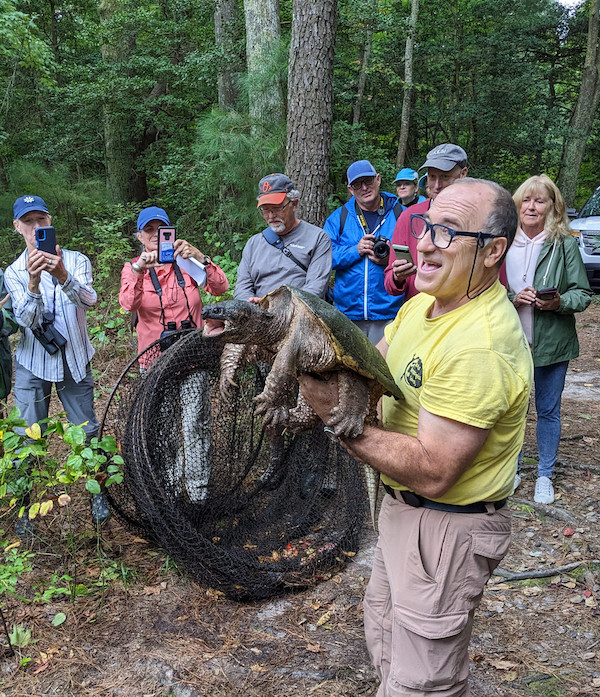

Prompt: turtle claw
[{"left": 326, "top": 406, "right": 364, "bottom": 440}]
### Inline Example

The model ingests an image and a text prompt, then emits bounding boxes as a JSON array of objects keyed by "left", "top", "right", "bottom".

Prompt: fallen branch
[
  {"left": 493, "top": 559, "right": 600, "bottom": 581},
  {"left": 509, "top": 497, "right": 579, "bottom": 524}
]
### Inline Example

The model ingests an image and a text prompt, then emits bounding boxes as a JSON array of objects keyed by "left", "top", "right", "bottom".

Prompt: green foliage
[
  {"left": 0, "top": 407, "right": 123, "bottom": 523},
  {"left": 0, "top": 546, "right": 34, "bottom": 598}
]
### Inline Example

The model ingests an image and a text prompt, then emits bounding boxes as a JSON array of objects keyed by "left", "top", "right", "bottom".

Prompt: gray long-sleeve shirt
[{"left": 234, "top": 220, "right": 332, "bottom": 300}]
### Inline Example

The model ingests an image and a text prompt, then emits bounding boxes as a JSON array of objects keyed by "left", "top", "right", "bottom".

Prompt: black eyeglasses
[
  {"left": 410, "top": 214, "right": 497, "bottom": 249},
  {"left": 349, "top": 176, "right": 376, "bottom": 191}
]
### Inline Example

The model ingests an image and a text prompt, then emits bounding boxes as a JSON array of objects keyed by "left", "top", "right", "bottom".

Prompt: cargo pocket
[
  {"left": 463, "top": 530, "right": 511, "bottom": 602},
  {"left": 387, "top": 603, "right": 471, "bottom": 693}
]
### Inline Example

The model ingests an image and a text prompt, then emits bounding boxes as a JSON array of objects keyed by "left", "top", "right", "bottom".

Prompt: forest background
[{"left": 0, "top": 0, "right": 599, "bottom": 301}]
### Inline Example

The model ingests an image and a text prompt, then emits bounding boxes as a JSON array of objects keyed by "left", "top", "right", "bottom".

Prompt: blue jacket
[{"left": 324, "top": 192, "right": 404, "bottom": 321}]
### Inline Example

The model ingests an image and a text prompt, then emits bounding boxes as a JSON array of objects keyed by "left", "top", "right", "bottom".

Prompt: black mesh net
[{"left": 100, "top": 330, "right": 368, "bottom": 600}]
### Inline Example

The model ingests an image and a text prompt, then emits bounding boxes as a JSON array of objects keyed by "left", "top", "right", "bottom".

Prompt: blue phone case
[{"left": 35, "top": 226, "right": 56, "bottom": 254}]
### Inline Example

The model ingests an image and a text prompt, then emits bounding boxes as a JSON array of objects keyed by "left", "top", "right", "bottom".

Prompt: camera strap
[
  {"left": 149, "top": 262, "right": 196, "bottom": 332},
  {"left": 354, "top": 196, "right": 404, "bottom": 238},
  {"left": 261, "top": 228, "right": 308, "bottom": 272}
]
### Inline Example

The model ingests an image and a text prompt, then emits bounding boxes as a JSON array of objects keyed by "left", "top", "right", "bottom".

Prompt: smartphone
[
  {"left": 392, "top": 244, "right": 415, "bottom": 266},
  {"left": 158, "top": 226, "right": 176, "bottom": 263},
  {"left": 536, "top": 287, "right": 558, "bottom": 300},
  {"left": 35, "top": 226, "right": 57, "bottom": 254}
]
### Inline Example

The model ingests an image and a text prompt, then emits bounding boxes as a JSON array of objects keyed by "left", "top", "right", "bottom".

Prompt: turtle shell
[{"left": 260, "top": 285, "right": 403, "bottom": 400}]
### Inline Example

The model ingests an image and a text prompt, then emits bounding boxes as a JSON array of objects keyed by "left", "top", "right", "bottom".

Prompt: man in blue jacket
[{"left": 324, "top": 160, "right": 404, "bottom": 344}]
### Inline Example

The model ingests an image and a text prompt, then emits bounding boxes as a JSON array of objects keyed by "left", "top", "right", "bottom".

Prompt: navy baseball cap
[
  {"left": 13, "top": 195, "right": 49, "bottom": 220},
  {"left": 137, "top": 206, "right": 170, "bottom": 231},
  {"left": 347, "top": 160, "right": 377, "bottom": 185},
  {"left": 394, "top": 168, "right": 418, "bottom": 183}
]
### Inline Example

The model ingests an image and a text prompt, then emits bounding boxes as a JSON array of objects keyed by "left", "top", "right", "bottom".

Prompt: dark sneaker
[
  {"left": 15, "top": 517, "right": 35, "bottom": 538},
  {"left": 91, "top": 492, "right": 111, "bottom": 524}
]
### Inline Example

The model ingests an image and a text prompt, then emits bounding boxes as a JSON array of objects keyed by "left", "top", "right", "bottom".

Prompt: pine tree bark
[
  {"left": 100, "top": 0, "right": 135, "bottom": 203},
  {"left": 215, "top": 0, "right": 241, "bottom": 110},
  {"left": 558, "top": 0, "right": 600, "bottom": 207},
  {"left": 352, "top": 0, "right": 376, "bottom": 127},
  {"left": 243, "top": 0, "right": 285, "bottom": 129},
  {"left": 286, "top": 0, "right": 337, "bottom": 227},
  {"left": 396, "top": 0, "right": 419, "bottom": 167}
]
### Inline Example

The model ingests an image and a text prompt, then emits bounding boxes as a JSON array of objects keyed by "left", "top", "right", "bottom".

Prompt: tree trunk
[
  {"left": 352, "top": 0, "right": 376, "bottom": 127},
  {"left": 286, "top": 0, "right": 337, "bottom": 227},
  {"left": 396, "top": 0, "right": 419, "bottom": 167},
  {"left": 243, "top": 0, "right": 285, "bottom": 129},
  {"left": 100, "top": 0, "right": 135, "bottom": 203},
  {"left": 558, "top": 0, "right": 600, "bottom": 207},
  {"left": 215, "top": 0, "right": 241, "bottom": 110}
]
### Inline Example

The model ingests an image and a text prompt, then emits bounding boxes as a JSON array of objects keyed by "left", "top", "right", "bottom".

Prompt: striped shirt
[{"left": 4, "top": 248, "right": 96, "bottom": 383}]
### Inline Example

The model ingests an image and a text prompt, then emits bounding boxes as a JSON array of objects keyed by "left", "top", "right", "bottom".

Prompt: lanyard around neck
[{"left": 355, "top": 196, "right": 386, "bottom": 236}]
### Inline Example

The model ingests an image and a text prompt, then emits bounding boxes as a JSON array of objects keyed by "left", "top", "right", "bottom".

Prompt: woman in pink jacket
[{"left": 119, "top": 206, "right": 229, "bottom": 366}]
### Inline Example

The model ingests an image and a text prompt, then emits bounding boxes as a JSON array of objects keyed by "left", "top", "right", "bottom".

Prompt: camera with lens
[
  {"left": 372, "top": 235, "right": 390, "bottom": 259},
  {"left": 32, "top": 312, "right": 67, "bottom": 355}
]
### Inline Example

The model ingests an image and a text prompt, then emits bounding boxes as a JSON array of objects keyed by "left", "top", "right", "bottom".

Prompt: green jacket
[
  {"left": 526, "top": 235, "right": 592, "bottom": 367},
  {"left": 0, "top": 269, "right": 18, "bottom": 400}
]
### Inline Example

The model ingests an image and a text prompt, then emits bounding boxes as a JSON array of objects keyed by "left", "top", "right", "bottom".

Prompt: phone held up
[
  {"left": 392, "top": 244, "right": 416, "bottom": 273},
  {"left": 158, "top": 226, "right": 176, "bottom": 264},
  {"left": 536, "top": 287, "right": 558, "bottom": 300},
  {"left": 35, "top": 226, "right": 57, "bottom": 255}
]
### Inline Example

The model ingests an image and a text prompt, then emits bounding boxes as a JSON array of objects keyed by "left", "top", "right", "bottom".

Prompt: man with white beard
[{"left": 234, "top": 173, "right": 332, "bottom": 302}]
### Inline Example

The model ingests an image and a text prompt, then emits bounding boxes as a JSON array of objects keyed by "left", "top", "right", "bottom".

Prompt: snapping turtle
[{"left": 202, "top": 285, "right": 404, "bottom": 526}]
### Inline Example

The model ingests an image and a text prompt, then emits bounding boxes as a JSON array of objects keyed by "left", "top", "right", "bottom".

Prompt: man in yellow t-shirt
[{"left": 299, "top": 178, "right": 533, "bottom": 696}]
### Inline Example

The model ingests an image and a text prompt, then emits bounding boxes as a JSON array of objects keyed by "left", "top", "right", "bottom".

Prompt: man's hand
[
  {"left": 248, "top": 296, "right": 262, "bottom": 304},
  {"left": 0, "top": 294, "right": 10, "bottom": 311},
  {"left": 42, "top": 245, "right": 68, "bottom": 285},
  {"left": 297, "top": 373, "right": 339, "bottom": 424},
  {"left": 357, "top": 234, "right": 376, "bottom": 257},
  {"left": 27, "top": 248, "right": 49, "bottom": 292},
  {"left": 391, "top": 258, "right": 417, "bottom": 282}
]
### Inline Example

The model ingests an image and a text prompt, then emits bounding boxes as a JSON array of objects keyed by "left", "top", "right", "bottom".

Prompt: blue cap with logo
[
  {"left": 137, "top": 206, "right": 170, "bottom": 231},
  {"left": 346, "top": 160, "right": 377, "bottom": 186},
  {"left": 394, "top": 168, "right": 418, "bottom": 183},
  {"left": 13, "top": 195, "right": 49, "bottom": 220}
]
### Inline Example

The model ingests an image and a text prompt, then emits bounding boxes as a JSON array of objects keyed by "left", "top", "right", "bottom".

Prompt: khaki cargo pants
[{"left": 364, "top": 494, "right": 511, "bottom": 696}]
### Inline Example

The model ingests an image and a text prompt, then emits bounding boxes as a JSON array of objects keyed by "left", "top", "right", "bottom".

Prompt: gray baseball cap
[{"left": 419, "top": 144, "right": 468, "bottom": 171}]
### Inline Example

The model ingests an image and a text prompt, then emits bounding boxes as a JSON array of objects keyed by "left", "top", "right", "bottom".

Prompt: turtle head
[{"left": 202, "top": 300, "right": 274, "bottom": 343}]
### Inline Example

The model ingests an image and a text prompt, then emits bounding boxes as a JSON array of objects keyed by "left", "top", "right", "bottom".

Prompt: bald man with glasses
[{"left": 300, "top": 179, "right": 533, "bottom": 696}]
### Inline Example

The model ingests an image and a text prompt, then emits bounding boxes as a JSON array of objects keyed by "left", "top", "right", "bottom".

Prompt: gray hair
[
  {"left": 286, "top": 189, "right": 301, "bottom": 202},
  {"left": 452, "top": 177, "right": 518, "bottom": 250}
]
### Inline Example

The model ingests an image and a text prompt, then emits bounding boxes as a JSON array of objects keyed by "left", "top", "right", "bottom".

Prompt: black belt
[{"left": 382, "top": 483, "right": 506, "bottom": 514}]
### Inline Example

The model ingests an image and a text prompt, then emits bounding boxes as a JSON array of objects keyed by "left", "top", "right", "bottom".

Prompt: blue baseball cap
[
  {"left": 137, "top": 206, "right": 170, "bottom": 231},
  {"left": 13, "top": 195, "right": 49, "bottom": 220},
  {"left": 347, "top": 160, "right": 377, "bottom": 185},
  {"left": 394, "top": 168, "right": 418, "bottom": 183}
]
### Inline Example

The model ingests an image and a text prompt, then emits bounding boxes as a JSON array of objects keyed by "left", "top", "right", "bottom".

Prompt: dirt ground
[{"left": 1, "top": 298, "right": 599, "bottom": 697}]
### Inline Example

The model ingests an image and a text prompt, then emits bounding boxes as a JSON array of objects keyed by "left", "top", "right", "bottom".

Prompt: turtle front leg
[
  {"left": 326, "top": 371, "right": 370, "bottom": 439},
  {"left": 219, "top": 343, "right": 247, "bottom": 402},
  {"left": 254, "top": 340, "right": 299, "bottom": 427}
]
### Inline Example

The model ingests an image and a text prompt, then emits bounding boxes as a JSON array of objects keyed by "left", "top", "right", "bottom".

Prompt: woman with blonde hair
[{"left": 507, "top": 174, "right": 592, "bottom": 503}]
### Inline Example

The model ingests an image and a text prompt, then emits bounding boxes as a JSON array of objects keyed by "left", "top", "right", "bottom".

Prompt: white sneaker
[
  {"left": 534, "top": 476, "right": 554, "bottom": 504},
  {"left": 512, "top": 473, "right": 522, "bottom": 494}
]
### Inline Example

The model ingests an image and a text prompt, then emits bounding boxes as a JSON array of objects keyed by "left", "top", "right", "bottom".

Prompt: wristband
[{"left": 131, "top": 261, "right": 143, "bottom": 274}]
